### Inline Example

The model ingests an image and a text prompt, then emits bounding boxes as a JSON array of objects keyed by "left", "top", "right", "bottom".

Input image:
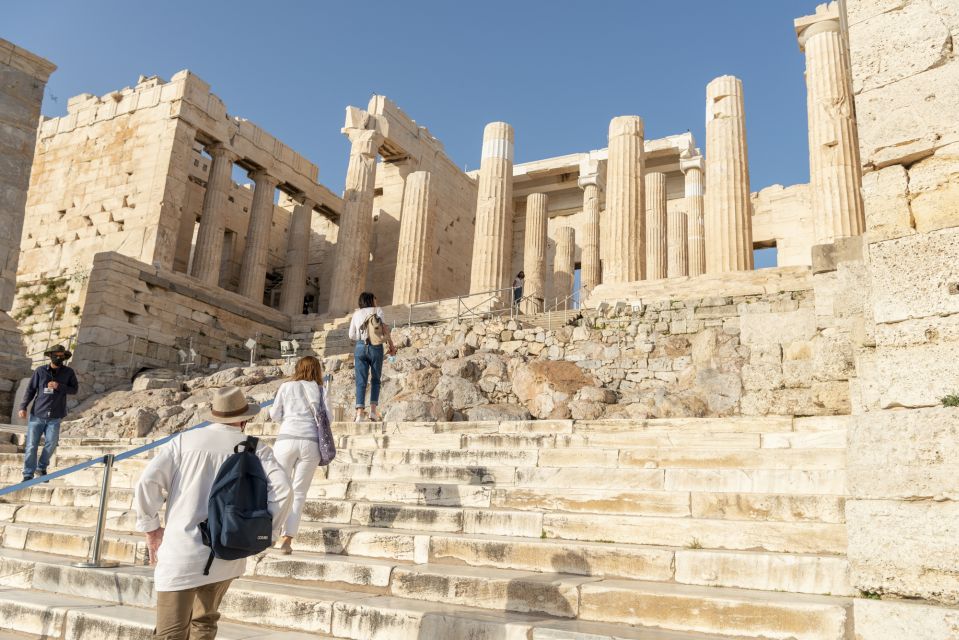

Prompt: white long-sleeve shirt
[
  {"left": 134, "top": 423, "right": 292, "bottom": 591},
  {"left": 269, "top": 380, "right": 332, "bottom": 440},
  {"left": 348, "top": 307, "right": 385, "bottom": 342}
]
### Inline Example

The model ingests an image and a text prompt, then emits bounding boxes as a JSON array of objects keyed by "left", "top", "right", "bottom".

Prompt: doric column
[
  {"left": 605, "top": 116, "right": 645, "bottom": 283},
  {"left": 704, "top": 75, "right": 753, "bottom": 273},
  {"left": 644, "top": 172, "right": 667, "bottom": 280},
  {"left": 328, "top": 127, "right": 383, "bottom": 315},
  {"left": 279, "top": 197, "right": 315, "bottom": 316},
  {"left": 392, "top": 171, "right": 434, "bottom": 305},
  {"left": 680, "top": 155, "right": 706, "bottom": 276},
  {"left": 552, "top": 227, "right": 575, "bottom": 304},
  {"left": 796, "top": 4, "right": 865, "bottom": 245},
  {"left": 237, "top": 170, "right": 280, "bottom": 301},
  {"left": 469, "top": 121, "right": 514, "bottom": 295},
  {"left": 668, "top": 211, "right": 689, "bottom": 278},
  {"left": 190, "top": 144, "right": 238, "bottom": 285},
  {"left": 522, "top": 193, "right": 548, "bottom": 314},
  {"left": 577, "top": 161, "right": 605, "bottom": 293}
]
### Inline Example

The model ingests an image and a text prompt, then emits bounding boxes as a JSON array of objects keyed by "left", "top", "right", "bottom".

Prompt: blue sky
[{"left": 8, "top": 0, "right": 813, "bottom": 197}]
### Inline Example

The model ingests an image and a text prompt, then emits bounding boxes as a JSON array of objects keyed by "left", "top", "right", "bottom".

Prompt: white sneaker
[{"left": 354, "top": 412, "right": 366, "bottom": 423}]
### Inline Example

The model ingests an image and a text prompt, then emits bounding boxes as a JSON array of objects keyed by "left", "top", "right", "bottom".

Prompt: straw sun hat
[{"left": 199, "top": 387, "right": 260, "bottom": 424}]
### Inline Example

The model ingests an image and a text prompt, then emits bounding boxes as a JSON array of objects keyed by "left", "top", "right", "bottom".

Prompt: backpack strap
[
  {"left": 202, "top": 549, "right": 215, "bottom": 576},
  {"left": 234, "top": 435, "right": 259, "bottom": 454}
]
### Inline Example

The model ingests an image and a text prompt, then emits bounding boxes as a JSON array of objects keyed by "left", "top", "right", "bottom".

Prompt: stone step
[
  {"left": 578, "top": 580, "right": 852, "bottom": 640},
  {"left": 0, "top": 523, "right": 147, "bottom": 564}
]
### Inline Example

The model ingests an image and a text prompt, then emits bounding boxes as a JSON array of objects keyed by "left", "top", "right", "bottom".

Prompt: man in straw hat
[
  {"left": 18, "top": 343, "right": 78, "bottom": 482},
  {"left": 134, "top": 386, "right": 292, "bottom": 640}
]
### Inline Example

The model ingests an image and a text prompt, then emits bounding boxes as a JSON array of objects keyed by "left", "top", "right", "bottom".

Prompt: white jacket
[
  {"left": 134, "top": 424, "right": 292, "bottom": 591},
  {"left": 269, "top": 380, "right": 332, "bottom": 440}
]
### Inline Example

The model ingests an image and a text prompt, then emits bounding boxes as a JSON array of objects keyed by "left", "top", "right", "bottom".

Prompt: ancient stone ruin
[{"left": 0, "top": 0, "right": 957, "bottom": 636}]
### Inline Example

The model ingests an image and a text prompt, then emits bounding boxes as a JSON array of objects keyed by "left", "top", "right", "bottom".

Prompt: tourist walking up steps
[
  {"left": 18, "top": 344, "right": 78, "bottom": 482},
  {"left": 134, "top": 387, "right": 292, "bottom": 640},
  {"left": 348, "top": 292, "right": 396, "bottom": 422},
  {"left": 270, "top": 356, "right": 336, "bottom": 555}
]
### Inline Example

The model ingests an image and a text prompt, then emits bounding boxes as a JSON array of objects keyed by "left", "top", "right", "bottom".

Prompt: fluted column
[
  {"left": 552, "top": 227, "right": 575, "bottom": 304},
  {"left": 237, "top": 170, "right": 280, "bottom": 301},
  {"left": 668, "top": 211, "right": 689, "bottom": 278},
  {"left": 704, "top": 75, "right": 753, "bottom": 273},
  {"left": 190, "top": 144, "right": 238, "bottom": 285},
  {"left": 393, "top": 171, "right": 434, "bottom": 305},
  {"left": 469, "top": 122, "right": 515, "bottom": 295},
  {"left": 605, "top": 116, "right": 645, "bottom": 283},
  {"left": 645, "top": 172, "right": 667, "bottom": 280},
  {"left": 328, "top": 128, "right": 383, "bottom": 315},
  {"left": 680, "top": 155, "right": 706, "bottom": 276},
  {"left": 279, "top": 197, "right": 315, "bottom": 316},
  {"left": 522, "top": 193, "right": 548, "bottom": 314},
  {"left": 796, "top": 4, "right": 865, "bottom": 245},
  {"left": 577, "top": 164, "right": 604, "bottom": 293}
]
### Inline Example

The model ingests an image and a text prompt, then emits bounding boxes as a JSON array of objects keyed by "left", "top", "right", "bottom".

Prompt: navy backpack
[{"left": 198, "top": 435, "right": 273, "bottom": 575}]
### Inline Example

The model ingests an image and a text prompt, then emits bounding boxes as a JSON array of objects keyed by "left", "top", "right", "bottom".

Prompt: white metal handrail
[{"left": 405, "top": 285, "right": 518, "bottom": 327}]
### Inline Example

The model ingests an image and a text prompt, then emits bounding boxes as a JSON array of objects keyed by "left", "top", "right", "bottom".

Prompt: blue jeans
[
  {"left": 23, "top": 416, "right": 61, "bottom": 477},
  {"left": 513, "top": 286, "right": 523, "bottom": 305},
  {"left": 354, "top": 342, "right": 384, "bottom": 408}
]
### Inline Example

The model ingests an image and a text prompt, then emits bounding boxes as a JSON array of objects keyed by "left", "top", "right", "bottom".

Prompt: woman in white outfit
[{"left": 269, "top": 356, "right": 334, "bottom": 554}]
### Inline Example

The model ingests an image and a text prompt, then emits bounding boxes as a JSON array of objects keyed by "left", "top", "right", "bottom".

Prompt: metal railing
[
  {"left": 0, "top": 399, "right": 274, "bottom": 568},
  {"left": 405, "top": 285, "right": 519, "bottom": 327}
]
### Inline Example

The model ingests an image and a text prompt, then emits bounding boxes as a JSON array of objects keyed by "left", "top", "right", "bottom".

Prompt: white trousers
[{"left": 272, "top": 438, "right": 321, "bottom": 537}]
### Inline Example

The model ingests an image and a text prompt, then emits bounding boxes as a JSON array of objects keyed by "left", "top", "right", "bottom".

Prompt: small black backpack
[{"left": 198, "top": 435, "right": 273, "bottom": 575}]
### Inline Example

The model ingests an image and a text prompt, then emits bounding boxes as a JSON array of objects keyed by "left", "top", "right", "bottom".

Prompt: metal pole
[{"left": 73, "top": 454, "right": 119, "bottom": 569}]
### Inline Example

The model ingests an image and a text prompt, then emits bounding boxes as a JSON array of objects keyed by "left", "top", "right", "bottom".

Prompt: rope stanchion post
[{"left": 72, "top": 453, "right": 119, "bottom": 569}]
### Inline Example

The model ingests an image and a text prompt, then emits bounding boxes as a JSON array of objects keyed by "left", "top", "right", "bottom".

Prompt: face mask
[{"left": 50, "top": 356, "right": 65, "bottom": 366}]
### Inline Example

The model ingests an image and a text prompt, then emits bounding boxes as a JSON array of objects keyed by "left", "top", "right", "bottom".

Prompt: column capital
[
  {"left": 680, "top": 155, "right": 705, "bottom": 174},
  {"left": 294, "top": 196, "right": 316, "bottom": 210},
  {"left": 343, "top": 127, "right": 384, "bottom": 158},
  {"left": 578, "top": 156, "right": 606, "bottom": 190},
  {"left": 795, "top": 3, "right": 841, "bottom": 51},
  {"left": 249, "top": 168, "right": 280, "bottom": 188},
  {"left": 206, "top": 142, "right": 239, "bottom": 163}
]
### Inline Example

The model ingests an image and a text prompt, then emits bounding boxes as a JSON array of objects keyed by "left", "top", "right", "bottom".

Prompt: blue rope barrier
[{"left": 0, "top": 399, "right": 274, "bottom": 498}]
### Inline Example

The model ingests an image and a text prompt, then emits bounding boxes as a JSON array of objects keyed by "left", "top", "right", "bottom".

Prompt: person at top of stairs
[
  {"left": 269, "top": 356, "right": 336, "bottom": 555},
  {"left": 512, "top": 271, "right": 525, "bottom": 308},
  {"left": 348, "top": 291, "right": 397, "bottom": 422},
  {"left": 133, "top": 387, "right": 292, "bottom": 640},
  {"left": 18, "top": 344, "right": 78, "bottom": 482}
]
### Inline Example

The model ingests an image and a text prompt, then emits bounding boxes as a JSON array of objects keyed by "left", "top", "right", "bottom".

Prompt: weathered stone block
[
  {"left": 740, "top": 309, "right": 816, "bottom": 347},
  {"left": 853, "top": 598, "right": 959, "bottom": 640}
]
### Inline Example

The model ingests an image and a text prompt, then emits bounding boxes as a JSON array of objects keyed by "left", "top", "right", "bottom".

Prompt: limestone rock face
[{"left": 511, "top": 360, "right": 596, "bottom": 419}]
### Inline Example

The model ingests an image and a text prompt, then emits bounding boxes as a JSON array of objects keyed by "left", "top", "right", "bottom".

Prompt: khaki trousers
[{"left": 154, "top": 578, "right": 233, "bottom": 640}]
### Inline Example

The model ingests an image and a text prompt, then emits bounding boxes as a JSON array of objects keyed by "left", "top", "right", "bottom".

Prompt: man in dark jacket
[{"left": 18, "top": 344, "right": 79, "bottom": 481}]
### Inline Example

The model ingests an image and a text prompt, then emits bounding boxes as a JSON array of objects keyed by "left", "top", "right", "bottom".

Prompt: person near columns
[
  {"left": 348, "top": 292, "right": 397, "bottom": 422},
  {"left": 269, "top": 356, "right": 335, "bottom": 555},
  {"left": 18, "top": 345, "right": 78, "bottom": 482},
  {"left": 512, "top": 271, "right": 525, "bottom": 308}
]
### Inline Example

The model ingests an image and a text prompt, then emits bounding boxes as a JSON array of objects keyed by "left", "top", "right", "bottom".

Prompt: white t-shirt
[
  {"left": 513, "top": 277, "right": 525, "bottom": 289},
  {"left": 348, "top": 307, "right": 385, "bottom": 342},
  {"left": 269, "top": 380, "right": 332, "bottom": 440},
  {"left": 134, "top": 424, "right": 292, "bottom": 591}
]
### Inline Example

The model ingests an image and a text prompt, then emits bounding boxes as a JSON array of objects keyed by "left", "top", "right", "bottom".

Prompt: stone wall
[
  {"left": 750, "top": 183, "right": 815, "bottom": 266},
  {"left": 0, "top": 39, "right": 55, "bottom": 418},
  {"left": 67, "top": 252, "right": 291, "bottom": 396},
  {"left": 845, "top": 0, "right": 959, "bottom": 634}
]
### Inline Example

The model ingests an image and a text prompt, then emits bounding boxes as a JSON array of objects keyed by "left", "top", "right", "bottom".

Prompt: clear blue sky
[{"left": 8, "top": 0, "right": 813, "bottom": 196}]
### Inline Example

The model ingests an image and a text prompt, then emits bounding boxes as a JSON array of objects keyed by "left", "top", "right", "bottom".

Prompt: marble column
[
  {"left": 668, "top": 211, "right": 689, "bottom": 278},
  {"left": 328, "top": 128, "right": 382, "bottom": 315},
  {"left": 578, "top": 169, "right": 604, "bottom": 293},
  {"left": 605, "top": 116, "right": 645, "bottom": 283},
  {"left": 645, "top": 172, "right": 667, "bottom": 280},
  {"left": 469, "top": 121, "right": 514, "bottom": 295},
  {"left": 521, "top": 193, "right": 548, "bottom": 314},
  {"left": 392, "top": 171, "right": 434, "bottom": 305},
  {"left": 680, "top": 155, "right": 706, "bottom": 277},
  {"left": 796, "top": 4, "right": 865, "bottom": 245},
  {"left": 704, "top": 75, "right": 753, "bottom": 273},
  {"left": 237, "top": 170, "right": 280, "bottom": 301},
  {"left": 552, "top": 227, "right": 575, "bottom": 304},
  {"left": 190, "top": 144, "right": 238, "bottom": 285},
  {"left": 279, "top": 197, "right": 315, "bottom": 316}
]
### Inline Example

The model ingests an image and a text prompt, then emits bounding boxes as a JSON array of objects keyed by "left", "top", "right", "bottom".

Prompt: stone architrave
[
  {"left": 552, "top": 227, "right": 575, "bottom": 304},
  {"left": 668, "top": 210, "right": 689, "bottom": 278},
  {"left": 279, "top": 197, "right": 315, "bottom": 316},
  {"left": 680, "top": 155, "right": 706, "bottom": 277},
  {"left": 328, "top": 127, "right": 383, "bottom": 315},
  {"left": 704, "top": 75, "right": 753, "bottom": 273},
  {"left": 605, "top": 116, "right": 645, "bottom": 283},
  {"left": 190, "top": 144, "right": 238, "bottom": 285},
  {"left": 237, "top": 170, "right": 280, "bottom": 301},
  {"left": 796, "top": 3, "right": 865, "bottom": 245},
  {"left": 522, "top": 193, "right": 548, "bottom": 314},
  {"left": 469, "top": 122, "right": 514, "bottom": 295},
  {"left": 645, "top": 172, "right": 668, "bottom": 280},
  {"left": 392, "top": 171, "right": 434, "bottom": 305},
  {"left": 577, "top": 160, "right": 605, "bottom": 293}
]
